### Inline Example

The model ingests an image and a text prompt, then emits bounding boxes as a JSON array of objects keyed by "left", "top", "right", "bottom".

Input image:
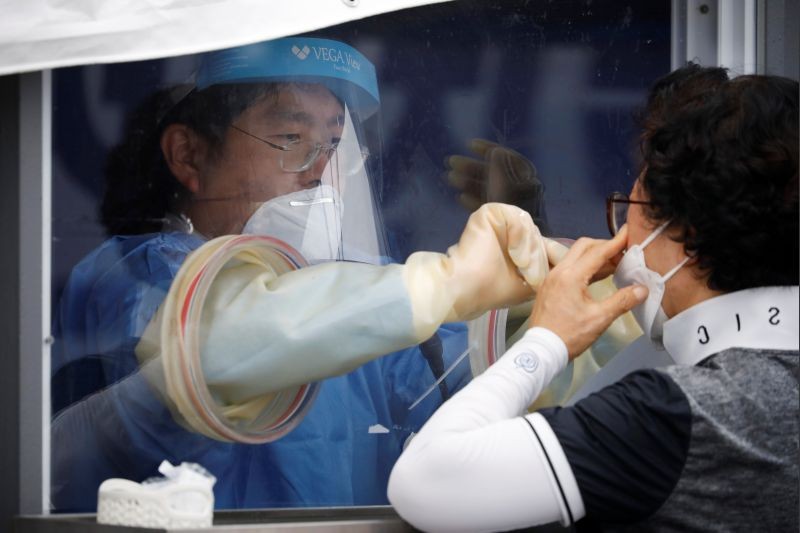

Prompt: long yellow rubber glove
[
  {"left": 137, "top": 203, "right": 549, "bottom": 441},
  {"left": 403, "top": 202, "right": 549, "bottom": 341}
]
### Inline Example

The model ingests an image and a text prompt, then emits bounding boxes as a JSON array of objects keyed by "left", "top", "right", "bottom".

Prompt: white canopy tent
[{"left": 0, "top": 0, "right": 452, "bottom": 75}]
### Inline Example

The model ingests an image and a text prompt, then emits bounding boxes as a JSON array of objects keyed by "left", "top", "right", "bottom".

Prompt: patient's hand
[{"left": 529, "top": 227, "right": 647, "bottom": 359}]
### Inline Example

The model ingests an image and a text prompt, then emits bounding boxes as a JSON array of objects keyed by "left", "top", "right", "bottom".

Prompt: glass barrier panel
[{"left": 50, "top": 0, "right": 670, "bottom": 512}]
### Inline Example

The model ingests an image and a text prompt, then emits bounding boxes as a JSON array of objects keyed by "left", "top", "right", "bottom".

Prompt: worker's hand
[
  {"left": 446, "top": 139, "right": 546, "bottom": 228},
  {"left": 529, "top": 227, "right": 648, "bottom": 359},
  {"left": 403, "top": 203, "right": 550, "bottom": 340}
]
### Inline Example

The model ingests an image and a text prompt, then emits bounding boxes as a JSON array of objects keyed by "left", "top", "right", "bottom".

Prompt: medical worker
[
  {"left": 50, "top": 37, "right": 550, "bottom": 511},
  {"left": 389, "top": 64, "right": 799, "bottom": 531}
]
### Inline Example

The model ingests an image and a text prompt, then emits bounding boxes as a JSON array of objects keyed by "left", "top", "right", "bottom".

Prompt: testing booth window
[{"left": 49, "top": 0, "right": 670, "bottom": 512}]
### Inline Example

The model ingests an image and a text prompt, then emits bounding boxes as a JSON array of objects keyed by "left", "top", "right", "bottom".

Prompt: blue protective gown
[{"left": 51, "top": 232, "right": 470, "bottom": 511}]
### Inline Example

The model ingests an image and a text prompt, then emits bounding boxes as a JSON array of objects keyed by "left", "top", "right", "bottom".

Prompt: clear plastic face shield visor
[
  {"left": 241, "top": 99, "right": 386, "bottom": 265},
  {"left": 196, "top": 38, "right": 388, "bottom": 266}
]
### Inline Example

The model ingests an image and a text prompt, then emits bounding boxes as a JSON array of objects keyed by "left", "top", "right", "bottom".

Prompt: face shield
[{"left": 196, "top": 38, "right": 389, "bottom": 265}]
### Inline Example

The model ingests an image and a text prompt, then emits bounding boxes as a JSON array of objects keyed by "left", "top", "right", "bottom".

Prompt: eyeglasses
[
  {"left": 605, "top": 192, "right": 653, "bottom": 236},
  {"left": 231, "top": 125, "right": 339, "bottom": 173}
]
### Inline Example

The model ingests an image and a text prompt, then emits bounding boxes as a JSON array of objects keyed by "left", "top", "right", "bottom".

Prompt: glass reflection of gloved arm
[
  {"left": 447, "top": 139, "right": 549, "bottom": 234},
  {"left": 148, "top": 203, "right": 550, "bottom": 410},
  {"left": 528, "top": 274, "right": 644, "bottom": 410},
  {"left": 50, "top": 360, "right": 216, "bottom": 511},
  {"left": 387, "top": 233, "right": 647, "bottom": 533},
  {"left": 482, "top": 237, "right": 643, "bottom": 410}
]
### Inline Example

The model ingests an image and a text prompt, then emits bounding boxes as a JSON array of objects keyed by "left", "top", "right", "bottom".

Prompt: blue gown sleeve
[
  {"left": 52, "top": 233, "right": 204, "bottom": 413},
  {"left": 51, "top": 361, "right": 229, "bottom": 511},
  {"left": 51, "top": 233, "right": 207, "bottom": 510}
]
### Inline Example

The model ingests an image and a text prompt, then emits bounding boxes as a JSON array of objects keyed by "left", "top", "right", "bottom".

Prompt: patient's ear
[{"left": 161, "top": 124, "right": 207, "bottom": 194}]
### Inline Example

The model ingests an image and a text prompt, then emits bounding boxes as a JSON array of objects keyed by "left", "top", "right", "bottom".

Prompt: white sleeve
[{"left": 387, "top": 327, "right": 586, "bottom": 533}]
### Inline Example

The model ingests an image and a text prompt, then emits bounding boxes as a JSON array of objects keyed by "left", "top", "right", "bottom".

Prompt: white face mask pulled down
[{"left": 612, "top": 221, "right": 689, "bottom": 346}]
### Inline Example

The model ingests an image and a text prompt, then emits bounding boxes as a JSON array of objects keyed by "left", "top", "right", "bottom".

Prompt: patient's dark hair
[
  {"left": 101, "top": 83, "right": 279, "bottom": 235},
  {"left": 638, "top": 63, "right": 799, "bottom": 291}
]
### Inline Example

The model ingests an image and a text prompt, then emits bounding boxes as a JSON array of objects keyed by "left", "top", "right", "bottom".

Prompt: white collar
[{"left": 663, "top": 286, "right": 799, "bottom": 366}]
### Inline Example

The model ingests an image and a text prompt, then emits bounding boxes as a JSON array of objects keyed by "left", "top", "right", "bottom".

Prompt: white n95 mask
[
  {"left": 242, "top": 185, "right": 343, "bottom": 264},
  {"left": 612, "top": 221, "right": 688, "bottom": 345},
  {"left": 241, "top": 105, "right": 388, "bottom": 266}
]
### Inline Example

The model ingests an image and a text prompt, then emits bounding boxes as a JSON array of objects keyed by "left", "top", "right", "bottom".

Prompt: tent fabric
[{"left": 0, "top": 0, "right": 452, "bottom": 76}]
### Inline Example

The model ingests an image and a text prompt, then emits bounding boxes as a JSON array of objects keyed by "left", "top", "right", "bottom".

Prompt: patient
[{"left": 388, "top": 63, "right": 799, "bottom": 532}]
